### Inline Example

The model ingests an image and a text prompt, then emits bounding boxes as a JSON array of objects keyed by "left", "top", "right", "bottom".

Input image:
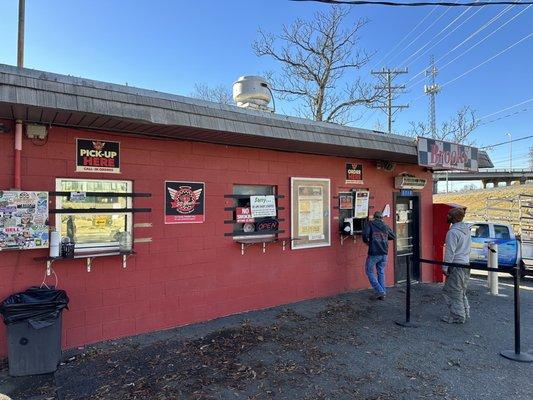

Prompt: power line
[
  {"left": 440, "top": 32, "right": 532, "bottom": 88},
  {"left": 387, "top": 4, "right": 456, "bottom": 65},
  {"left": 405, "top": 2, "right": 519, "bottom": 87},
  {"left": 479, "top": 97, "right": 533, "bottom": 120},
  {"left": 372, "top": 6, "right": 438, "bottom": 68},
  {"left": 407, "top": 3, "right": 532, "bottom": 89},
  {"left": 294, "top": 0, "right": 533, "bottom": 6},
  {"left": 480, "top": 134, "right": 533, "bottom": 149},
  {"left": 478, "top": 108, "right": 533, "bottom": 127},
  {"left": 401, "top": 4, "right": 486, "bottom": 70},
  {"left": 399, "top": 2, "right": 478, "bottom": 68},
  {"left": 409, "top": 31, "right": 532, "bottom": 103}
]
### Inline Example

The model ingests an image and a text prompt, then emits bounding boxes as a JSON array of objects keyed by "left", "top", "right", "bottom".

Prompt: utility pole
[
  {"left": 371, "top": 67, "right": 409, "bottom": 134},
  {"left": 424, "top": 56, "right": 440, "bottom": 136},
  {"left": 18, "top": 0, "right": 25, "bottom": 67}
]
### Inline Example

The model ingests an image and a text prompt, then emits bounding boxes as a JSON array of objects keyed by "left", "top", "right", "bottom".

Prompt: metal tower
[{"left": 424, "top": 56, "right": 440, "bottom": 136}]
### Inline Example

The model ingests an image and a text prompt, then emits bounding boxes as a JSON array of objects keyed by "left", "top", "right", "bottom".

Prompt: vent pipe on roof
[{"left": 232, "top": 76, "right": 274, "bottom": 113}]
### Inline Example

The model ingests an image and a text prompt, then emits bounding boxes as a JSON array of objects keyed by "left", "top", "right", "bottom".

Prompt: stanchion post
[
  {"left": 488, "top": 243, "right": 499, "bottom": 295},
  {"left": 500, "top": 266, "right": 533, "bottom": 362},
  {"left": 395, "top": 254, "right": 417, "bottom": 328}
]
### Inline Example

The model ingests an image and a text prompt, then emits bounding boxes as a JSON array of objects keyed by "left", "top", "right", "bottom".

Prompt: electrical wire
[
  {"left": 387, "top": 4, "right": 456, "bottom": 65},
  {"left": 293, "top": 0, "right": 533, "bottom": 6},
  {"left": 407, "top": 3, "right": 532, "bottom": 89},
  {"left": 408, "top": 31, "right": 532, "bottom": 103},
  {"left": 479, "top": 97, "right": 533, "bottom": 120},
  {"left": 480, "top": 134, "right": 533, "bottom": 149},
  {"left": 371, "top": 6, "right": 438, "bottom": 68},
  {"left": 478, "top": 107, "right": 532, "bottom": 126},
  {"left": 399, "top": 2, "right": 479, "bottom": 68},
  {"left": 405, "top": 2, "right": 519, "bottom": 87},
  {"left": 440, "top": 32, "right": 532, "bottom": 88}
]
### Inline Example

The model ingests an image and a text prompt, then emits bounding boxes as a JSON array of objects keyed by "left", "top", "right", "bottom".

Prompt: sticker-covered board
[{"left": 0, "top": 190, "right": 49, "bottom": 250}]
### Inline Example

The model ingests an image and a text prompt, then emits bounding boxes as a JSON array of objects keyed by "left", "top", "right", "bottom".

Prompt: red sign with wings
[{"left": 164, "top": 181, "right": 205, "bottom": 224}]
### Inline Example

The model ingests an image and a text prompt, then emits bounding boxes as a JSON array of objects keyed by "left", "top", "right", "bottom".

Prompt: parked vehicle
[{"left": 468, "top": 221, "right": 532, "bottom": 278}]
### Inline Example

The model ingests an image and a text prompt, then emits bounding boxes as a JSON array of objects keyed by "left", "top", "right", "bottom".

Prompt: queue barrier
[{"left": 395, "top": 256, "right": 533, "bottom": 363}]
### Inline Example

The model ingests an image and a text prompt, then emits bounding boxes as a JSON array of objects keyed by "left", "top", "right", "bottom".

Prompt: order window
[
  {"left": 232, "top": 184, "right": 277, "bottom": 238},
  {"left": 55, "top": 178, "right": 132, "bottom": 249}
]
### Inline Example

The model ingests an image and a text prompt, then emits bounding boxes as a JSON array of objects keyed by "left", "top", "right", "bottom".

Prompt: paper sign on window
[{"left": 250, "top": 195, "right": 276, "bottom": 218}]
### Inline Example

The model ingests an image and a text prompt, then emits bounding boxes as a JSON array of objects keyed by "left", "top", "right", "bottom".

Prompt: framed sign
[
  {"left": 291, "top": 177, "right": 330, "bottom": 249},
  {"left": 345, "top": 163, "right": 363, "bottom": 185},
  {"left": 0, "top": 190, "right": 49, "bottom": 250},
  {"left": 339, "top": 193, "right": 354, "bottom": 210},
  {"left": 354, "top": 190, "right": 370, "bottom": 219},
  {"left": 76, "top": 138, "right": 120, "bottom": 173},
  {"left": 417, "top": 137, "right": 478, "bottom": 171},
  {"left": 165, "top": 181, "right": 205, "bottom": 224}
]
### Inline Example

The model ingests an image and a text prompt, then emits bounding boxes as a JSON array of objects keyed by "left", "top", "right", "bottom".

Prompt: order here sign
[{"left": 417, "top": 137, "right": 478, "bottom": 172}]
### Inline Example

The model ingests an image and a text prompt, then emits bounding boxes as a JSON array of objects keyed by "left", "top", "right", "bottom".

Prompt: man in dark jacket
[{"left": 362, "top": 211, "right": 396, "bottom": 300}]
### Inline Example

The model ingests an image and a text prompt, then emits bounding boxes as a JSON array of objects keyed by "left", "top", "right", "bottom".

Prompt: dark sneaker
[{"left": 378, "top": 294, "right": 386, "bottom": 301}]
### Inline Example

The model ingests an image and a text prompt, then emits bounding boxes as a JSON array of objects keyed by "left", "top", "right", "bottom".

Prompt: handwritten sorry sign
[{"left": 250, "top": 195, "right": 276, "bottom": 218}]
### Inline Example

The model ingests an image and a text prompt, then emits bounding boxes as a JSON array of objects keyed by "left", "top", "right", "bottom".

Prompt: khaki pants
[{"left": 443, "top": 267, "right": 470, "bottom": 322}]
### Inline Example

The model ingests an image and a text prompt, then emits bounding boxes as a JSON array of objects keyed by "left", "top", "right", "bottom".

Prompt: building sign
[
  {"left": 291, "top": 178, "right": 331, "bottom": 249},
  {"left": 0, "top": 190, "right": 49, "bottom": 250},
  {"left": 76, "top": 138, "right": 120, "bottom": 173},
  {"left": 354, "top": 190, "right": 370, "bottom": 219},
  {"left": 250, "top": 195, "right": 276, "bottom": 218},
  {"left": 236, "top": 207, "right": 255, "bottom": 224},
  {"left": 417, "top": 137, "right": 478, "bottom": 171},
  {"left": 165, "top": 181, "right": 205, "bottom": 224},
  {"left": 345, "top": 163, "right": 363, "bottom": 184},
  {"left": 339, "top": 193, "right": 353, "bottom": 210}
]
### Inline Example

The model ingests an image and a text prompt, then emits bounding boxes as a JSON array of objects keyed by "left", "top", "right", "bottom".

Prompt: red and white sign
[
  {"left": 417, "top": 137, "right": 478, "bottom": 171},
  {"left": 236, "top": 207, "right": 255, "bottom": 224}
]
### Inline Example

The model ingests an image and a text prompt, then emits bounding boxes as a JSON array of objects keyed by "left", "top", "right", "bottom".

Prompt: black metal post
[
  {"left": 501, "top": 267, "right": 533, "bottom": 362},
  {"left": 395, "top": 254, "right": 417, "bottom": 328}
]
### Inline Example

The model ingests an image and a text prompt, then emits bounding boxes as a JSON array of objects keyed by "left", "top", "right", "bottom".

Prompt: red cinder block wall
[{"left": 0, "top": 121, "right": 434, "bottom": 355}]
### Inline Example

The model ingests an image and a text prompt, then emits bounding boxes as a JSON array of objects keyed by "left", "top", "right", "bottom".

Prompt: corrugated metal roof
[{"left": 0, "top": 63, "right": 493, "bottom": 167}]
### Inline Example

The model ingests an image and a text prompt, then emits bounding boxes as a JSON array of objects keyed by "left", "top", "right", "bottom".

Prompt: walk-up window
[{"left": 55, "top": 178, "right": 133, "bottom": 252}]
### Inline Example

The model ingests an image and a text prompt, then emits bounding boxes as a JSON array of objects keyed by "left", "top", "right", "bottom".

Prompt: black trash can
[{"left": 0, "top": 286, "right": 69, "bottom": 376}]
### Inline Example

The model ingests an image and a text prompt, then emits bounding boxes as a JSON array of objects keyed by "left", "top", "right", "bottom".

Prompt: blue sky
[{"left": 0, "top": 0, "right": 531, "bottom": 171}]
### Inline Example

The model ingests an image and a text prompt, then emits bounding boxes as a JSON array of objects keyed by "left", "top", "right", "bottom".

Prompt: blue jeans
[{"left": 365, "top": 255, "right": 387, "bottom": 295}]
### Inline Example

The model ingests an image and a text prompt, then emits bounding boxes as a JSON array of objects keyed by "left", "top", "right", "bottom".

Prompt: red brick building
[{"left": 0, "top": 65, "right": 492, "bottom": 356}]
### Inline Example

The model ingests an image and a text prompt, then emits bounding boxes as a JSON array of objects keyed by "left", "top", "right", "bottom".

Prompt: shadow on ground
[{"left": 1, "top": 278, "right": 532, "bottom": 399}]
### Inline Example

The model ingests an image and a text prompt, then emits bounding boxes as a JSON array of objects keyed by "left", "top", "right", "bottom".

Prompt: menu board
[
  {"left": 291, "top": 178, "right": 330, "bottom": 249},
  {"left": 0, "top": 190, "right": 49, "bottom": 250}
]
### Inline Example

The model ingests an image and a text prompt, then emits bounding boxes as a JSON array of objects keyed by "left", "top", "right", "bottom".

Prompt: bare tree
[
  {"left": 406, "top": 106, "right": 479, "bottom": 145},
  {"left": 191, "top": 83, "right": 233, "bottom": 105},
  {"left": 252, "top": 6, "right": 381, "bottom": 125}
]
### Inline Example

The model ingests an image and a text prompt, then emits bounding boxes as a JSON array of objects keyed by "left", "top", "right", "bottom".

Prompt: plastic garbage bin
[{"left": 0, "top": 287, "right": 69, "bottom": 376}]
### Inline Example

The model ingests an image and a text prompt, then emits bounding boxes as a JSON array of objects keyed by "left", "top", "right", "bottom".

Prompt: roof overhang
[{"left": 0, "top": 64, "right": 493, "bottom": 168}]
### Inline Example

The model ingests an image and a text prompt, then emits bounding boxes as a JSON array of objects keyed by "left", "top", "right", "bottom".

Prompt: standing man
[
  {"left": 362, "top": 211, "right": 396, "bottom": 300},
  {"left": 442, "top": 207, "right": 471, "bottom": 323}
]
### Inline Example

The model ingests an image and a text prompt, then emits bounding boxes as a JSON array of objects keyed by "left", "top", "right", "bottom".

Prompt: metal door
[{"left": 394, "top": 195, "right": 420, "bottom": 283}]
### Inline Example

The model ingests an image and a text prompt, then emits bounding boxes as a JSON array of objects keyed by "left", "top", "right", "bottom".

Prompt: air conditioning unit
[{"left": 394, "top": 175, "right": 427, "bottom": 190}]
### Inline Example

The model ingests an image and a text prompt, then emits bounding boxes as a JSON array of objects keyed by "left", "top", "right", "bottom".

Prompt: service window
[
  {"left": 494, "top": 225, "right": 511, "bottom": 240},
  {"left": 232, "top": 185, "right": 277, "bottom": 239},
  {"left": 470, "top": 224, "right": 490, "bottom": 238},
  {"left": 55, "top": 178, "right": 132, "bottom": 251}
]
